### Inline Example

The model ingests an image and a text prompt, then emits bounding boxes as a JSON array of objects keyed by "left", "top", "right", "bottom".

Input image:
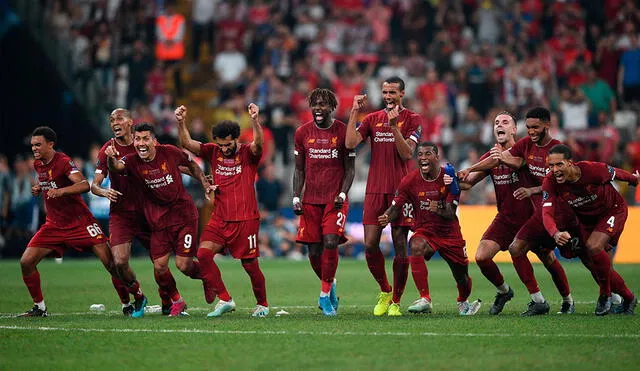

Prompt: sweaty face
[
  {"left": 134, "top": 131, "right": 156, "bottom": 160},
  {"left": 494, "top": 114, "right": 517, "bottom": 145},
  {"left": 547, "top": 153, "right": 571, "bottom": 184},
  {"left": 215, "top": 135, "right": 237, "bottom": 157},
  {"left": 310, "top": 96, "right": 332, "bottom": 126},
  {"left": 110, "top": 111, "right": 132, "bottom": 138},
  {"left": 381, "top": 82, "right": 404, "bottom": 110},
  {"left": 416, "top": 145, "right": 439, "bottom": 176},
  {"left": 525, "top": 118, "right": 548, "bottom": 144},
  {"left": 31, "top": 135, "right": 54, "bottom": 161}
]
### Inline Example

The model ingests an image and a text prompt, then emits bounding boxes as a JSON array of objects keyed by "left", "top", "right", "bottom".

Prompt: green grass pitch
[{"left": 0, "top": 258, "right": 638, "bottom": 370}]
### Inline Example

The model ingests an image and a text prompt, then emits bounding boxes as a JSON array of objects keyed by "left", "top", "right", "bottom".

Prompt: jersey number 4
[{"left": 606, "top": 216, "right": 615, "bottom": 228}]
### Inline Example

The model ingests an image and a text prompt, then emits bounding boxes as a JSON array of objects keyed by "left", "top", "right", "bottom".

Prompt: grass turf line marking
[{"left": 1, "top": 325, "right": 639, "bottom": 338}]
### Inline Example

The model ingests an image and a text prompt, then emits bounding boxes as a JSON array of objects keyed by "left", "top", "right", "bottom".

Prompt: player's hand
[
  {"left": 457, "top": 168, "right": 471, "bottom": 182},
  {"left": 293, "top": 197, "right": 303, "bottom": 215},
  {"left": 489, "top": 144, "right": 503, "bottom": 162},
  {"left": 46, "top": 188, "right": 64, "bottom": 199},
  {"left": 378, "top": 213, "right": 390, "bottom": 227},
  {"left": 513, "top": 187, "right": 533, "bottom": 200},
  {"left": 443, "top": 174, "right": 453, "bottom": 185},
  {"left": 428, "top": 200, "right": 440, "bottom": 213},
  {"left": 31, "top": 184, "right": 41, "bottom": 196},
  {"left": 387, "top": 105, "right": 399, "bottom": 127},
  {"left": 248, "top": 103, "right": 259, "bottom": 120},
  {"left": 333, "top": 192, "right": 346, "bottom": 210},
  {"left": 105, "top": 141, "right": 120, "bottom": 158},
  {"left": 554, "top": 231, "right": 572, "bottom": 246},
  {"left": 175, "top": 105, "right": 187, "bottom": 123},
  {"left": 633, "top": 170, "right": 639, "bottom": 182},
  {"left": 204, "top": 184, "right": 218, "bottom": 201},
  {"left": 352, "top": 94, "right": 367, "bottom": 111},
  {"left": 103, "top": 188, "right": 123, "bottom": 202}
]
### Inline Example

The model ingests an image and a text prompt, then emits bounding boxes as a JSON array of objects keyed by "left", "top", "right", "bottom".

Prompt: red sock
[
  {"left": 111, "top": 276, "right": 131, "bottom": 304},
  {"left": 409, "top": 256, "right": 430, "bottom": 300},
  {"left": 185, "top": 260, "right": 202, "bottom": 280},
  {"left": 158, "top": 287, "right": 172, "bottom": 307},
  {"left": 512, "top": 254, "right": 540, "bottom": 294},
  {"left": 154, "top": 270, "right": 180, "bottom": 302},
  {"left": 457, "top": 276, "right": 472, "bottom": 302},
  {"left": 545, "top": 259, "right": 571, "bottom": 297},
  {"left": 476, "top": 258, "right": 504, "bottom": 287},
  {"left": 308, "top": 255, "right": 322, "bottom": 280},
  {"left": 22, "top": 271, "right": 44, "bottom": 303},
  {"left": 392, "top": 256, "right": 409, "bottom": 303},
  {"left": 127, "top": 280, "right": 144, "bottom": 300},
  {"left": 321, "top": 248, "right": 339, "bottom": 293},
  {"left": 197, "top": 248, "right": 231, "bottom": 302},
  {"left": 242, "top": 260, "right": 268, "bottom": 307},
  {"left": 611, "top": 269, "right": 634, "bottom": 302},
  {"left": 590, "top": 250, "right": 612, "bottom": 296},
  {"left": 366, "top": 249, "right": 391, "bottom": 293}
]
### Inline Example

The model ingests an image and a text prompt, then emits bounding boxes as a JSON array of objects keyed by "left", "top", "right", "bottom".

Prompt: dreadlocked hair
[{"left": 307, "top": 88, "right": 338, "bottom": 112}]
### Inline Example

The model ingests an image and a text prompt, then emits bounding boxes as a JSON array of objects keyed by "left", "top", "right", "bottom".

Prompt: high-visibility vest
[{"left": 156, "top": 14, "right": 185, "bottom": 61}]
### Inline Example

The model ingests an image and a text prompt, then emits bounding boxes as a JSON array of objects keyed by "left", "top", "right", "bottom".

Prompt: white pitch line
[{"left": 0, "top": 325, "right": 638, "bottom": 338}]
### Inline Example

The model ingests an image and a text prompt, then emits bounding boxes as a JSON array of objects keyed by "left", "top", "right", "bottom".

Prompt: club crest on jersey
[
  {"left": 440, "top": 186, "right": 446, "bottom": 194},
  {"left": 47, "top": 169, "right": 53, "bottom": 179},
  {"left": 528, "top": 154, "right": 534, "bottom": 160},
  {"left": 398, "top": 121, "right": 404, "bottom": 128},
  {"left": 161, "top": 162, "right": 168, "bottom": 173},
  {"left": 331, "top": 136, "right": 338, "bottom": 146}
]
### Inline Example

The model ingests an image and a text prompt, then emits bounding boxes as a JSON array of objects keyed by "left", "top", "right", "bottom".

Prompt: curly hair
[
  {"left": 31, "top": 126, "right": 57, "bottom": 143},
  {"left": 211, "top": 120, "right": 241, "bottom": 140},
  {"left": 525, "top": 106, "right": 551, "bottom": 123},
  {"left": 307, "top": 88, "right": 338, "bottom": 112}
]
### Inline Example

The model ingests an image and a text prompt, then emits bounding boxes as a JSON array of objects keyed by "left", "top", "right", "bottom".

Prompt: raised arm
[
  {"left": 458, "top": 171, "right": 488, "bottom": 190},
  {"left": 335, "top": 150, "right": 356, "bottom": 210},
  {"left": 613, "top": 168, "right": 639, "bottom": 186},
  {"left": 175, "top": 105, "right": 203, "bottom": 156},
  {"left": 247, "top": 103, "right": 264, "bottom": 157},
  {"left": 388, "top": 106, "right": 416, "bottom": 161},
  {"left": 105, "top": 144, "right": 126, "bottom": 173},
  {"left": 345, "top": 95, "right": 366, "bottom": 149}
]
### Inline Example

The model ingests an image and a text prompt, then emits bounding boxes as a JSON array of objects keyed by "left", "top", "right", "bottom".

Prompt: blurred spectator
[
  {"left": 580, "top": 67, "right": 617, "bottom": 121},
  {"left": 126, "top": 40, "right": 153, "bottom": 107},
  {"left": 190, "top": 0, "right": 217, "bottom": 66},
  {"left": 0, "top": 154, "right": 10, "bottom": 250},
  {"left": 151, "top": 93, "right": 178, "bottom": 144},
  {"left": 559, "top": 87, "right": 589, "bottom": 131},
  {"left": 155, "top": 5, "right": 185, "bottom": 96},
  {"left": 618, "top": 34, "right": 640, "bottom": 105},
  {"left": 7, "top": 155, "right": 37, "bottom": 238},
  {"left": 256, "top": 163, "right": 283, "bottom": 213},
  {"left": 214, "top": 40, "right": 248, "bottom": 101}
]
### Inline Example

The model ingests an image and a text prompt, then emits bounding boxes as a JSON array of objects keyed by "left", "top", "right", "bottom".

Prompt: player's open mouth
[
  {"left": 314, "top": 112, "right": 324, "bottom": 122},
  {"left": 554, "top": 172, "right": 564, "bottom": 182},
  {"left": 33, "top": 151, "right": 40, "bottom": 158},
  {"left": 496, "top": 129, "right": 506, "bottom": 137},
  {"left": 112, "top": 125, "right": 123, "bottom": 136},
  {"left": 420, "top": 161, "right": 430, "bottom": 171},
  {"left": 137, "top": 147, "right": 148, "bottom": 156},
  {"left": 385, "top": 101, "right": 395, "bottom": 109}
]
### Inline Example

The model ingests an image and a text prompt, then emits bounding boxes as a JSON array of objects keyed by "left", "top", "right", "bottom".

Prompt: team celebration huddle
[{"left": 17, "top": 77, "right": 639, "bottom": 319}]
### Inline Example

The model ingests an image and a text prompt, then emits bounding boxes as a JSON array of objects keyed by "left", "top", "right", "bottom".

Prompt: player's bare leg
[
  {"left": 153, "top": 253, "right": 187, "bottom": 317},
  {"left": 18, "top": 246, "right": 52, "bottom": 317},
  {"left": 407, "top": 237, "right": 433, "bottom": 314},
  {"left": 364, "top": 224, "right": 392, "bottom": 315},
  {"left": 317, "top": 234, "right": 340, "bottom": 316},
  {"left": 112, "top": 241, "right": 147, "bottom": 317},
  {"left": 535, "top": 249, "right": 574, "bottom": 314},
  {"left": 475, "top": 240, "right": 513, "bottom": 315},
  {"left": 509, "top": 239, "right": 550, "bottom": 316},
  {"left": 241, "top": 257, "right": 269, "bottom": 317},
  {"left": 444, "top": 258, "right": 480, "bottom": 315},
  {"left": 388, "top": 226, "right": 409, "bottom": 316},
  {"left": 197, "top": 241, "right": 235, "bottom": 317},
  {"left": 91, "top": 242, "right": 138, "bottom": 315}
]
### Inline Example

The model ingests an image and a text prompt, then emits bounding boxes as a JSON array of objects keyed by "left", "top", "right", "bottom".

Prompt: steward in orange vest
[{"left": 155, "top": 8, "right": 186, "bottom": 61}]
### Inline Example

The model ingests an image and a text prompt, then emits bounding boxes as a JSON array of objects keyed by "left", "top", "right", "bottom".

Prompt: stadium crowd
[{"left": 3, "top": 0, "right": 640, "bottom": 259}]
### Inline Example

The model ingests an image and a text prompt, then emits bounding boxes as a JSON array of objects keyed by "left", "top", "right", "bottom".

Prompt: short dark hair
[
  {"left": 549, "top": 144, "right": 572, "bottom": 160},
  {"left": 383, "top": 76, "right": 405, "bottom": 91},
  {"left": 31, "top": 126, "right": 57, "bottom": 143},
  {"left": 211, "top": 120, "right": 240, "bottom": 140},
  {"left": 307, "top": 88, "right": 338, "bottom": 111},
  {"left": 525, "top": 106, "right": 551, "bottom": 123},
  {"left": 417, "top": 141, "right": 438, "bottom": 155},
  {"left": 110, "top": 108, "right": 132, "bottom": 120},
  {"left": 133, "top": 122, "right": 156, "bottom": 136},
  {"left": 495, "top": 110, "right": 518, "bottom": 126}
]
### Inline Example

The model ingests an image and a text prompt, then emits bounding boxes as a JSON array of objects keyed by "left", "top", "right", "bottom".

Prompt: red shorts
[
  {"left": 516, "top": 211, "right": 556, "bottom": 252},
  {"left": 150, "top": 220, "right": 198, "bottom": 260},
  {"left": 362, "top": 193, "right": 412, "bottom": 227},
  {"left": 201, "top": 218, "right": 260, "bottom": 259},
  {"left": 109, "top": 211, "right": 151, "bottom": 249},
  {"left": 28, "top": 218, "right": 107, "bottom": 257},
  {"left": 411, "top": 228, "right": 468, "bottom": 266},
  {"left": 296, "top": 202, "right": 348, "bottom": 244},
  {"left": 580, "top": 207, "right": 628, "bottom": 247},
  {"left": 481, "top": 214, "right": 523, "bottom": 251}
]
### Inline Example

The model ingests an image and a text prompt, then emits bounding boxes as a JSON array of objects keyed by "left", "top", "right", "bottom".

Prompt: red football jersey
[
  {"left": 294, "top": 119, "right": 354, "bottom": 204},
  {"left": 96, "top": 139, "right": 140, "bottom": 213},
  {"left": 34, "top": 152, "right": 93, "bottom": 228},
  {"left": 200, "top": 143, "right": 260, "bottom": 222},
  {"left": 357, "top": 108, "right": 422, "bottom": 194},
  {"left": 508, "top": 136, "right": 562, "bottom": 208},
  {"left": 392, "top": 168, "right": 462, "bottom": 238},
  {"left": 480, "top": 150, "right": 534, "bottom": 226},
  {"left": 122, "top": 144, "right": 198, "bottom": 230}
]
